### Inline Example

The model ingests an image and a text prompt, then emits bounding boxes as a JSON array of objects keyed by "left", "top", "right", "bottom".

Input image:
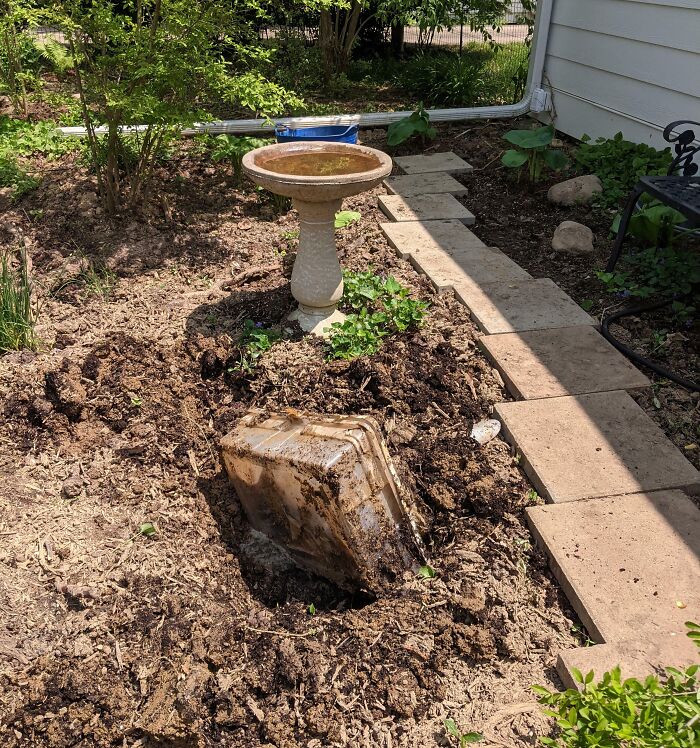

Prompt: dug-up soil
[{"left": 2, "top": 125, "right": 590, "bottom": 747}]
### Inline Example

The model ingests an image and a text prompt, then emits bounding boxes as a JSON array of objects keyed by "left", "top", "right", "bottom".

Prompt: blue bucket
[{"left": 275, "top": 124, "right": 359, "bottom": 145}]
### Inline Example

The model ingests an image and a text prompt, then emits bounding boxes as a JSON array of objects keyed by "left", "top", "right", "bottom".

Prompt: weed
[
  {"left": 52, "top": 256, "right": 117, "bottom": 300},
  {"left": 418, "top": 565, "right": 436, "bottom": 579},
  {"left": 0, "top": 248, "right": 37, "bottom": 353},
  {"left": 574, "top": 132, "right": 673, "bottom": 211},
  {"left": 307, "top": 603, "right": 316, "bottom": 616},
  {"left": 444, "top": 718, "right": 482, "bottom": 746},
  {"left": 386, "top": 104, "right": 436, "bottom": 147},
  {"left": 228, "top": 319, "right": 281, "bottom": 373},
  {"left": 130, "top": 395, "right": 143, "bottom": 407},
  {"left": 533, "top": 622, "right": 700, "bottom": 748},
  {"left": 138, "top": 522, "right": 156, "bottom": 537},
  {"left": 334, "top": 210, "right": 361, "bottom": 229},
  {"left": 526, "top": 488, "right": 540, "bottom": 503},
  {"left": 501, "top": 125, "right": 567, "bottom": 182}
]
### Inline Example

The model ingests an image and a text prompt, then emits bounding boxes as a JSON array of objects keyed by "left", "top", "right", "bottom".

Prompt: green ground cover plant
[
  {"left": 574, "top": 133, "right": 673, "bottom": 211},
  {"left": 0, "top": 114, "right": 77, "bottom": 199},
  {"left": 0, "top": 248, "right": 37, "bottom": 353},
  {"left": 326, "top": 270, "right": 428, "bottom": 359},
  {"left": 533, "top": 623, "right": 700, "bottom": 748}
]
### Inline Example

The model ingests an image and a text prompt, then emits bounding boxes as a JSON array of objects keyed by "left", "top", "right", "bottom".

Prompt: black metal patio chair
[{"left": 600, "top": 120, "right": 700, "bottom": 391}]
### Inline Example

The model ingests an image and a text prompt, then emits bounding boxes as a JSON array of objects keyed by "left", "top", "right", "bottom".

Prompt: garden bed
[{"left": 0, "top": 138, "right": 580, "bottom": 746}]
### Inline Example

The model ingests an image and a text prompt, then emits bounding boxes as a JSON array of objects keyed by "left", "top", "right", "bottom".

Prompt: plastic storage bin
[
  {"left": 275, "top": 124, "right": 359, "bottom": 144},
  {"left": 221, "top": 409, "right": 424, "bottom": 592}
]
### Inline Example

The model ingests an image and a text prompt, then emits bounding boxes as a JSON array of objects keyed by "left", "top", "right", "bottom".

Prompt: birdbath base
[{"left": 288, "top": 304, "right": 346, "bottom": 337}]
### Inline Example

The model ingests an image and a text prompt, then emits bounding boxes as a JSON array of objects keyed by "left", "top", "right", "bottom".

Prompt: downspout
[{"left": 60, "top": 0, "right": 554, "bottom": 139}]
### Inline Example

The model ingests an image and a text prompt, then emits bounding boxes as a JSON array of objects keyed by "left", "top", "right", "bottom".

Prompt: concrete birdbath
[{"left": 242, "top": 141, "right": 392, "bottom": 336}]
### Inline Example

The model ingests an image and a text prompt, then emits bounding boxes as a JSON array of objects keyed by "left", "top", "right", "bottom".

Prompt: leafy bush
[
  {"left": 502, "top": 125, "right": 568, "bottom": 182},
  {"left": 387, "top": 104, "right": 436, "bottom": 147},
  {"left": 533, "top": 623, "right": 700, "bottom": 748},
  {"left": 211, "top": 135, "right": 272, "bottom": 184},
  {"left": 399, "top": 47, "right": 492, "bottom": 107},
  {"left": 574, "top": 132, "right": 673, "bottom": 210},
  {"left": 326, "top": 270, "right": 428, "bottom": 359},
  {"left": 0, "top": 249, "right": 37, "bottom": 353},
  {"left": 42, "top": 0, "right": 300, "bottom": 214}
]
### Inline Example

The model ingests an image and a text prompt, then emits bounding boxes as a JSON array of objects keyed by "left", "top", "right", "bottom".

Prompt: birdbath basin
[{"left": 242, "top": 141, "right": 392, "bottom": 336}]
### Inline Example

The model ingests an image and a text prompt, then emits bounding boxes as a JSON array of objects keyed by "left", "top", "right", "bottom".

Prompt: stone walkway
[{"left": 380, "top": 153, "right": 700, "bottom": 688}]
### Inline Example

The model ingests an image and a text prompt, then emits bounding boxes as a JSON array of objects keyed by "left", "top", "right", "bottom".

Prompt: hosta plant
[
  {"left": 386, "top": 104, "right": 436, "bottom": 147},
  {"left": 502, "top": 125, "right": 567, "bottom": 182}
]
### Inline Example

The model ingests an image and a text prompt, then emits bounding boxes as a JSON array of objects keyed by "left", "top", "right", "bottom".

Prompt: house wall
[{"left": 539, "top": 0, "right": 700, "bottom": 149}]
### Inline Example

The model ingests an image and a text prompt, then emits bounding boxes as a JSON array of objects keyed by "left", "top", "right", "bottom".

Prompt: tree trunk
[
  {"left": 319, "top": 10, "right": 334, "bottom": 86},
  {"left": 390, "top": 23, "right": 404, "bottom": 58}
]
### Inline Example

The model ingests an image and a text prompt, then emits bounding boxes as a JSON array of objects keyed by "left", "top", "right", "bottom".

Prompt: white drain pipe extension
[{"left": 60, "top": 0, "right": 553, "bottom": 138}]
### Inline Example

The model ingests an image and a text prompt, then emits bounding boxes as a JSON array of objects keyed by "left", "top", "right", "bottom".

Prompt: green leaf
[
  {"left": 571, "top": 667, "right": 584, "bottom": 684},
  {"left": 307, "top": 603, "right": 316, "bottom": 615},
  {"left": 543, "top": 149, "right": 568, "bottom": 171},
  {"left": 461, "top": 733, "right": 483, "bottom": 744},
  {"left": 504, "top": 125, "right": 554, "bottom": 149},
  {"left": 334, "top": 210, "right": 361, "bottom": 229},
  {"left": 501, "top": 149, "right": 529, "bottom": 168},
  {"left": 444, "top": 719, "right": 460, "bottom": 737},
  {"left": 418, "top": 565, "right": 436, "bottom": 578},
  {"left": 139, "top": 522, "right": 156, "bottom": 537}
]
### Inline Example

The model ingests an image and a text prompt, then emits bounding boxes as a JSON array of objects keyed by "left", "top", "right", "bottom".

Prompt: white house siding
[{"left": 539, "top": 0, "right": 700, "bottom": 149}]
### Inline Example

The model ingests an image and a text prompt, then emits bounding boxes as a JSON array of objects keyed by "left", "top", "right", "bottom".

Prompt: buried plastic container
[
  {"left": 275, "top": 124, "right": 359, "bottom": 144},
  {"left": 221, "top": 409, "right": 425, "bottom": 593}
]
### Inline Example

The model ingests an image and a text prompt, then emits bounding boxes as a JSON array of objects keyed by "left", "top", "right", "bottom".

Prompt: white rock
[
  {"left": 470, "top": 419, "right": 501, "bottom": 445},
  {"left": 552, "top": 221, "right": 595, "bottom": 255},
  {"left": 548, "top": 175, "right": 602, "bottom": 206}
]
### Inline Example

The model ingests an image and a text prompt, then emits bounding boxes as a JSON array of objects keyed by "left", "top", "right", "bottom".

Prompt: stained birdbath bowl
[{"left": 242, "top": 141, "right": 393, "bottom": 336}]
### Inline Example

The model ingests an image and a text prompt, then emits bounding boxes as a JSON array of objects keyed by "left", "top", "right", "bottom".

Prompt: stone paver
[
  {"left": 495, "top": 391, "right": 700, "bottom": 503},
  {"left": 454, "top": 278, "right": 595, "bottom": 334},
  {"left": 479, "top": 326, "right": 650, "bottom": 398},
  {"left": 383, "top": 172, "right": 468, "bottom": 197},
  {"left": 378, "top": 194, "right": 475, "bottom": 225},
  {"left": 380, "top": 219, "right": 485, "bottom": 258},
  {"left": 393, "top": 152, "right": 474, "bottom": 175},
  {"left": 527, "top": 490, "right": 700, "bottom": 644},
  {"left": 558, "top": 634, "right": 700, "bottom": 689},
  {"left": 409, "top": 245, "right": 532, "bottom": 294}
]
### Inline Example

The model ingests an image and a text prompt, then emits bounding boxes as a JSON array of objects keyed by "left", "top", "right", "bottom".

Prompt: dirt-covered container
[{"left": 221, "top": 409, "right": 424, "bottom": 593}]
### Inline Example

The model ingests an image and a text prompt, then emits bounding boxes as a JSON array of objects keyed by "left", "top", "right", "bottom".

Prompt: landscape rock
[
  {"left": 552, "top": 220, "right": 594, "bottom": 254},
  {"left": 548, "top": 174, "right": 602, "bottom": 206}
]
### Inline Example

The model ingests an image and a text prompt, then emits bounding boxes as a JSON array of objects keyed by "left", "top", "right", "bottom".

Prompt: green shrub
[
  {"left": 574, "top": 132, "right": 673, "bottom": 210},
  {"left": 0, "top": 249, "right": 37, "bottom": 353},
  {"left": 399, "top": 48, "right": 492, "bottom": 108}
]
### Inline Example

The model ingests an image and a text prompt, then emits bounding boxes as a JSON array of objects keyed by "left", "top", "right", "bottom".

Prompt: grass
[{"left": 0, "top": 249, "right": 38, "bottom": 353}]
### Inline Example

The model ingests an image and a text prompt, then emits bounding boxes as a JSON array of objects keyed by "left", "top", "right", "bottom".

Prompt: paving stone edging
[{"left": 379, "top": 155, "right": 700, "bottom": 687}]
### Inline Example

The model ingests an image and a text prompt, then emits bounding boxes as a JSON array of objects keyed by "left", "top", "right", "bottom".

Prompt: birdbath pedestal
[{"left": 243, "top": 141, "right": 392, "bottom": 336}]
